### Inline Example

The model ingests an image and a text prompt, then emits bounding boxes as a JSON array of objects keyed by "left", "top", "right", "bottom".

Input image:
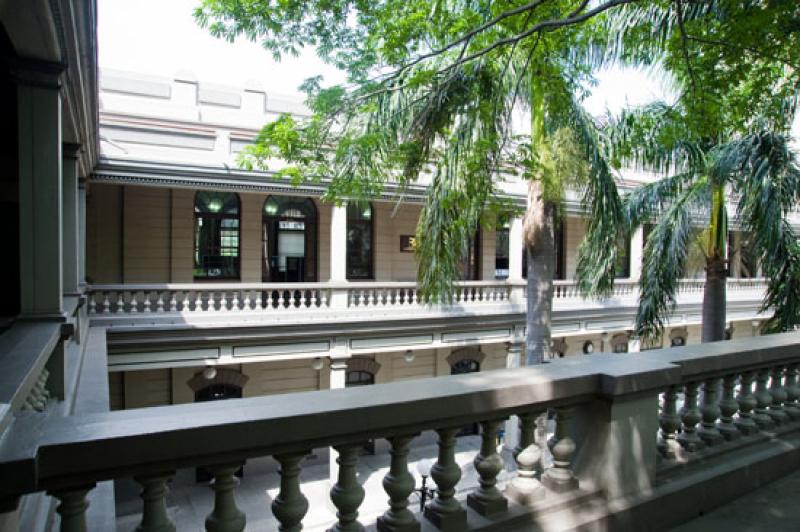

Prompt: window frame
[
  {"left": 193, "top": 191, "right": 241, "bottom": 281},
  {"left": 262, "top": 195, "right": 318, "bottom": 282},
  {"left": 346, "top": 202, "right": 374, "bottom": 280}
]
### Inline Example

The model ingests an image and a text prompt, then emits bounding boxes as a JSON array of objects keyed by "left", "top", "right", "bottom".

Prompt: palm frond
[{"left": 635, "top": 177, "right": 711, "bottom": 340}]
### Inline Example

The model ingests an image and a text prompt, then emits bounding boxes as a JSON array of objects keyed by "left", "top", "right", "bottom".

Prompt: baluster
[
  {"left": 735, "top": 370, "right": 759, "bottom": 435},
  {"left": 135, "top": 472, "right": 176, "bottom": 532},
  {"left": 182, "top": 291, "right": 191, "bottom": 312},
  {"left": 310, "top": 290, "right": 318, "bottom": 308},
  {"left": 116, "top": 292, "right": 126, "bottom": 314},
  {"left": 658, "top": 386, "right": 682, "bottom": 458},
  {"left": 143, "top": 291, "right": 152, "bottom": 313},
  {"left": 717, "top": 374, "right": 742, "bottom": 441},
  {"left": 242, "top": 290, "right": 252, "bottom": 311},
  {"left": 88, "top": 293, "right": 97, "bottom": 314},
  {"left": 231, "top": 291, "right": 241, "bottom": 312},
  {"left": 677, "top": 381, "right": 705, "bottom": 452},
  {"left": 272, "top": 452, "right": 309, "bottom": 532},
  {"left": 377, "top": 434, "right": 419, "bottom": 532},
  {"left": 130, "top": 291, "right": 139, "bottom": 313},
  {"left": 541, "top": 407, "right": 579, "bottom": 492},
  {"left": 205, "top": 464, "right": 246, "bottom": 532},
  {"left": 329, "top": 444, "right": 366, "bottom": 532},
  {"left": 220, "top": 292, "right": 230, "bottom": 312},
  {"left": 506, "top": 412, "right": 545, "bottom": 505},
  {"left": 753, "top": 368, "right": 775, "bottom": 430},
  {"left": 49, "top": 486, "right": 94, "bottom": 532},
  {"left": 467, "top": 419, "right": 508, "bottom": 516},
  {"left": 424, "top": 427, "right": 467, "bottom": 530},
  {"left": 102, "top": 293, "right": 110, "bottom": 314},
  {"left": 320, "top": 290, "right": 329, "bottom": 308},
  {"left": 169, "top": 292, "right": 178, "bottom": 312},
  {"left": 698, "top": 378, "right": 723, "bottom": 446},
  {"left": 768, "top": 366, "right": 789, "bottom": 425},
  {"left": 784, "top": 363, "right": 800, "bottom": 421},
  {"left": 156, "top": 292, "right": 165, "bottom": 313},
  {"left": 278, "top": 291, "right": 286, "bottom": 309},
  {"left": 256, "top": 291, "right": 264, "bottom": 310}
]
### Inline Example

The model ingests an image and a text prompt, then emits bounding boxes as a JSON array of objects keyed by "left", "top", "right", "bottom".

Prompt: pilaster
[
  {"left": 629, "top": 226, "right": 644, "bottom": 281},
  {"left": 63, "top": 143, "right": 81, "bottom": 295},
  {"left": 15, "top": 60, "right": 64, "bottom": 317}
]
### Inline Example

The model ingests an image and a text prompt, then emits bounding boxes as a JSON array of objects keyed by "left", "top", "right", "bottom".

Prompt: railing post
[
  {"left": 377, "top": 434, "right": 420, "bottom": 532},
  {"left": 506, "top": 412, "right": 544, "bottom": 505},
  {"left": 658, "top": 386, "right": 682, "bottom": 459},
  {"left": 753, "top": 368, "right": 775, "bottom": 430},
  {"left": 424, "top": 427, "right": 467, "bottom": 531},
  {"left": 204, "top": 464, "right": 246, "bottom": 532},
  {"left": 541, "top": 407, "right": 579, "bottom": 493},
  {"left": 717, "top": 374, "right": 742, "bottom": 441},
  {"left": 784, "top": 363, "right": 800, "bottom": 421},
  {"left": 272, "top": 452, "right": 309, "bottom": 532},
  {"left": 735, "top": 371, "right": 759, "bottom": 435},
  {"left": 135, "top": 472, "right": 176, "bottom": 532},
  {"left": 467, "top": 419, "right": 508, "bottom": 516},
  {"left": 768, "top": 366, "right": 789, "bottom": 425},
  {"left": 328, "top": 444, "right": 366, "bottom": 532},
  {"left": 49, "top": 486, "right": 94, "bottom": 532},
  {"left": 677, "top": 382, "right": 705, "bottom": 452},
  {"left": 698, "top": 378, "right": 723, "bottom": 446}
]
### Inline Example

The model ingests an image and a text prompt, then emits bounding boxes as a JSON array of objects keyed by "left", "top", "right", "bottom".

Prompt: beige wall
[
  {"left": 123, "top": 186, "right": 171, "bottom": 282},
  {"left": 86, "top": 184, "right": 122, "bottom": 283},
  {"left": 564, "top": 217, "right": 586, "bottom": 279},
  {"left": 373, "top": 202, "right": 421, "bottom": 281}
]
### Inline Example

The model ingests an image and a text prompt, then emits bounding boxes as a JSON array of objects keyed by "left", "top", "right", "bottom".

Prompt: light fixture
[
  {"left": 600, "top": 332, "right": 610, "bottom": 342},
  {"left": 413, "top": 458, "right": 436, "bottom": 511},
  {"left": 207, "top": 199, "right": 223, "bottom": 213},
  {"left": 583, "top": 341, "right": 594, "bottom": 354},
  {"left": 416, "top": 458, "right": 433, "bottom": 477},
  {"left": 404, "top": 350, "right": 415, "bottom": 363},
  {"left": 202, "top": 366, "right": 217, "bottom": 380},
  {"left": 311, "top": 357, "right": 324, "bottom": 371}
]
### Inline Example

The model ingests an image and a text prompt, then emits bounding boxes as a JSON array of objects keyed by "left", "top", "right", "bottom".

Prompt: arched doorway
[
  {"left": 263, "top": 196, "right": 318, "bottom": 282},
  {"left": 448, "top": 347, "right": 485, "bottom": 435},
  {"left": 345, "top": 358, "right": 380, "bottom": 454},
  {"left": 188, "top": 369, "right": 248, "bottom": 481}
]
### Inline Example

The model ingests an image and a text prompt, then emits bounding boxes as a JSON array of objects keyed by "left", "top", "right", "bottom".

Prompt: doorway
[{"left": 262, "top": 196, "right": 318, "bottom": 283}]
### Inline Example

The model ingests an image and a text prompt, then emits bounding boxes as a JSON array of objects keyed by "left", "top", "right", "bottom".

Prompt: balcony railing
[
  {"left": 85, "top": 278, "right": 767, "bottom": 318},
  {"left": 1, "top": 332, "right": 798, "bottom": 531}
]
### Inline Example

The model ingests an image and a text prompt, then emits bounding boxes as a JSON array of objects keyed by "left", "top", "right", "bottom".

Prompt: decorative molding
[
  {"left": 186, "top": 368, "right": 249, "bottom": 393},
  {"left": 446, "top": 346, "right": 486, "bottom": 367}
]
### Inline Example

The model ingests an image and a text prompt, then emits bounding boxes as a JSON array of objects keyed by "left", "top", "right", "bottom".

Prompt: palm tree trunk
[
  {"left": 524, "top": 186, "right": 556, "bottom": 364},
  {"left": 702, "top": 255, "right": 727, "bottom": 342},
  {"left": 523, "top": 72, "right": 554, "bottom": 364},
  {"left": 702, "top": 184, "right": 728, "bottom": 342}
]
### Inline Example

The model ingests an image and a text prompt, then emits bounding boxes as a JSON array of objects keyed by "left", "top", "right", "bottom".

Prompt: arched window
[
  {"left": 263, "top": 196, "right": 318, "bottom": 282},
  {"left": 347, "top": 202, "right": 373, "bottom": 279},
  {"left": 346, "top": 370, "right": 375, "bottom": 387},
  {"left": 194, "top": 191, "right": 240, "bottom": 279}
]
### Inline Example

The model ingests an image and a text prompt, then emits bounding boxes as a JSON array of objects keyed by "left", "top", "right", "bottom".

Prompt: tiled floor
[{"left": 670, "top": 469, "right": 800, "bottom": 532}]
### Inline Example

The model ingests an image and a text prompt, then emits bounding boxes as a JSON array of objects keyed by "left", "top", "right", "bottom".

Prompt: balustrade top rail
[{"left": 1, "top": 331, "right": 797, "bottom": 500}]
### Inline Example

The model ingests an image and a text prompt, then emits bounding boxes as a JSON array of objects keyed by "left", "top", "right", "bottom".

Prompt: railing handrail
[
  {"left": 87, "top": 280, "right": 521, "bottom": 291},
  {"left": 1, "top": 331, "right": 798, "bottom": 499}
]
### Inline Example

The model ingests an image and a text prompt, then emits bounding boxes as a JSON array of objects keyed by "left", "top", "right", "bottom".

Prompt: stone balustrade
[
  {"left": 1, "top": 332, "right": 799, "bottom": 532},
  {"left": 86, "top": 278, "right": 767, "bottom": 318}
]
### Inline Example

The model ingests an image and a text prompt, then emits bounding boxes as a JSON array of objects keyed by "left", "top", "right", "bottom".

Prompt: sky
[{"left": 97, "top": 0, "right": 669, "bottom": 115}]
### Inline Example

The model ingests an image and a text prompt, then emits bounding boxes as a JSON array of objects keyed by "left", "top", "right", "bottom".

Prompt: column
[
  {"left": 328, "top": 343, "right": 349, "bottom": 487},
  {"left": 629, "top": 226, "right": 644, "bottom": 281},
  {"left": 63, "top": 144, "right": 81, "bottom": 295},
  {"left": 330, "top": 203, "right": 348, "bottom": 308},
  {"left": 16, "top": 61, "right": 64, "bottom": 316},
  {"left": 508, "top": 217, "right": 523, "bottom": 281},
  {"left": 78, "top": 179, "right": 87, "bottom": 286},
  {"left": 504, "top": 336, "right": 523, "bottom": 451}
]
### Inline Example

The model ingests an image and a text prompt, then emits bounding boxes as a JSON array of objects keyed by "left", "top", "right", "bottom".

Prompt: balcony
[
  {"left": 86, "top": 278, "right": 768, "bottom": 326},
  {"left": 1, "top": 331, "right": 799, "bottom": 531}
]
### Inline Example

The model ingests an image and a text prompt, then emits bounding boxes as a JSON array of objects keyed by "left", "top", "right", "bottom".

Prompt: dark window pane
[
  {"left": 194, "top": 192, "right": 240, "bottom": 279},
  {"left": 347, "top": 203, "right": 373, "bottom": 279}
]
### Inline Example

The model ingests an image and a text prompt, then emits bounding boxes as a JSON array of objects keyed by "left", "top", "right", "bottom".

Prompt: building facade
[{"left": 86, "top": 70, "right": 783, "bottom": 411}]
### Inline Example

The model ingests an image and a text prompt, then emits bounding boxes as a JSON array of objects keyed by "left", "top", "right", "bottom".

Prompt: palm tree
[
  {"left": 207, "top": 3, "right": 628, "bottom": 365},
  {"left": 597, "top": 102, "right": 800, "bottom": 341}
]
